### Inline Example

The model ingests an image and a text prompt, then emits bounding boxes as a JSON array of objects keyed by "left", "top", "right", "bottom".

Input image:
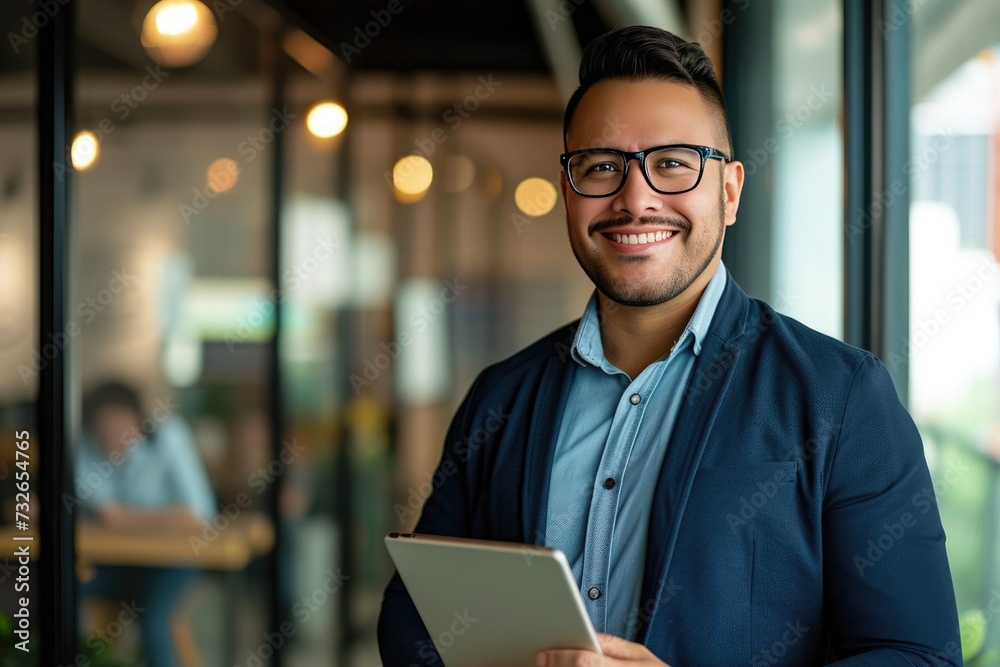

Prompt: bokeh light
[
  {"left": 514, "top": 177, "right": 557, "bottom": 216},
  {"left": 71, "top": 132, "right": 99, "bottom": 171},
  {"left": 306, "top": 102, "right": 349, "bottom": 138},
  {"left": 141, "top": 0, "right": 218, "bottom": 68},
  {"left": 393, "top": 155, "right": 434, "bottom": 202},
  {"left": 205, "top": 158, "right": 239, "bottom": 194}
]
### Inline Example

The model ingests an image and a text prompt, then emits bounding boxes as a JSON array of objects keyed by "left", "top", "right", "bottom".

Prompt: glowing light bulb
[
  {"left": 141, "top": 0, "right": 218, "bottom": 68},
  {"left": 155, "top": 2, "right": 198, "bottom": 35},
  {"left": 71, "top": 131, "right": 99, "bottom": 170},
  {"left": 306, "top": 102, "right": 348, "bottom": 138}
]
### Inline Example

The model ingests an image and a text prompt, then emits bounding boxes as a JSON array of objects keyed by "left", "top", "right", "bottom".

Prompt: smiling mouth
[{"left": 603, "top": 230, "right": 678, "bottom": 245}]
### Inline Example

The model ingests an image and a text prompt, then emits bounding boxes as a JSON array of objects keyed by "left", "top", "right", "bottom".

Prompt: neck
[{"left": 598, "top": 260, "right": 720, "bottom": 379}]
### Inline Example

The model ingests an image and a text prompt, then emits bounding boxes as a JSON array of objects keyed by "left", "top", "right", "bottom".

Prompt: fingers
[
  {"left": 597, "top": 633, "right": 654, "bottom": 660},
  {"left": 536, "top": 649, "right": 606, "bottom": 667},
  {"left": 537, "top": 635, "right": 666, "bottom": 667}
]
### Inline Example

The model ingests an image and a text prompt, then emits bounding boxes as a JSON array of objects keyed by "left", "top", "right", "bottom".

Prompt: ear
[
  {"left": 559, "top": 169, "right": 569, "bottom": 202},
  {"left": 723, "top": 160, "right": 745, "bottom": 227}
]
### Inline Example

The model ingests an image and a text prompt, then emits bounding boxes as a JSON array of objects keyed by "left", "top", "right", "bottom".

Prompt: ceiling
[
  {"left": 0, "top": 0, "right": 693, "bottom": 110},
  {"left": 266, "top": 0, "right": 609, "bottom": 74},
  {"left": 0, "top": 0, "right": 618, "bottom": 77}
]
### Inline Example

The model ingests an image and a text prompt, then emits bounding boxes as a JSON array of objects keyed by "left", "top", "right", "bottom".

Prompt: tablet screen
[{"left": 385, "top": 532, "right": 602, "bottom": 666}]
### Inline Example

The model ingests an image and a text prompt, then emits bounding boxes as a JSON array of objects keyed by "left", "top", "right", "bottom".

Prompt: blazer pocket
[
  {"left": 688, "top": 462, "right": 801, "bottom": 608},
  {"left": 668, "top": 462, "right": 799, "bottom": 664}
]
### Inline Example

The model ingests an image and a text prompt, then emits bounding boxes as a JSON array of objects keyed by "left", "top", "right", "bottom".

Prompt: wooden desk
[
  {"left": 1, "top": 512, "right": 275, "bottom": 665},
  {"left": 0, "top": 512, "right": 274, "bottom": 568}
]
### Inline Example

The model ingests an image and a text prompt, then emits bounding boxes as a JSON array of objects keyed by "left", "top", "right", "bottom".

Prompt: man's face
[
  {"left": 93, "top": 405, "right": 139, "bottom": 457},
  {"left": 562, "top": 79, "right": 744, "bottom": 307}
]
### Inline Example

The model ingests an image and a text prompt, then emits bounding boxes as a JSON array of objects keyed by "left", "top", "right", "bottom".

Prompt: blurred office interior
[{"left": 0, "top": 0, "right": 998, "bottom": 664}]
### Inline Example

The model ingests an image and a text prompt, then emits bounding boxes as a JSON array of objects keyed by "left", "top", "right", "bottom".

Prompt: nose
[{"left": 610, "top": 157, "right": 663, "bottom": 217}]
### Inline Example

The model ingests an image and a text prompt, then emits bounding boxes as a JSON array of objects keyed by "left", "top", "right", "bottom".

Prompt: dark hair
[
  {"left": 563, "top": 26, "right": 732, "bottom": 154},
  {"left": 82, "top": 381, "right": 143, "bottom": 436}
]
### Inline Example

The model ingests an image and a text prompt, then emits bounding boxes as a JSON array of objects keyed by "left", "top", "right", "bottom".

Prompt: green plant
[
  {"left": 962, "top": 609, "right": 1000, "bottom": 667},
  {"left": 0, "top": 612, "right": 138, "bottom": 667}
]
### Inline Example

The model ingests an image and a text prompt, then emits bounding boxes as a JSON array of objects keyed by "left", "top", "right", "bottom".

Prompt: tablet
[{"left": 384, "top": 532, "right": 602, "bottom": 666}]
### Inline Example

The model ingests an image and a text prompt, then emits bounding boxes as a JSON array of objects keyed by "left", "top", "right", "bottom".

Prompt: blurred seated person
[{"left": 76, "top": 380, "right": 216, "bottom": 667}]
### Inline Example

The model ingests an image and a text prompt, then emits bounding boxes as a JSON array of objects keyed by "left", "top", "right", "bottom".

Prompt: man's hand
[{"left": 536, "top": 633, "right": 672, "bottom": 666}]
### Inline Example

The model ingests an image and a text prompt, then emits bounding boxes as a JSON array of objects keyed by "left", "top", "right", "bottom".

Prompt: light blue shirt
[
  {"left": 74, "top": 416, "right": 216, "bottom": 521},
  {"left": 543, "top": 262, "right": 728, "bottom": 640}
]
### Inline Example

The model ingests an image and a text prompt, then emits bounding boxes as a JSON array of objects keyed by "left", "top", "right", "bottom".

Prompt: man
[
  {"left": 379, "top": 26, "right": 961, "bottom": 666},
  {"left": 76, "top": 381, "right": 216, "bottom": 667}
]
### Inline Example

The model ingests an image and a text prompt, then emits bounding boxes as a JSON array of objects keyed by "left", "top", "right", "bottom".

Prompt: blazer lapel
[
  {"left": 638, "top": 278, "right": 749, "bottom": 641},
  {"left": 521, "top": 332, "right": 578, "bottom": 545}
]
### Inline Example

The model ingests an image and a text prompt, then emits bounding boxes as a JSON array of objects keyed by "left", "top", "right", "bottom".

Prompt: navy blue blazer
[{"left": 378, "top": 274, "right": 962, "bottom": 666}]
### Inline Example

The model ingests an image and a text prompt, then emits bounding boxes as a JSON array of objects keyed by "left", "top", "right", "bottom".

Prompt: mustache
[{"left": 588, "top": 216, "right": 691, "bottom": 236}]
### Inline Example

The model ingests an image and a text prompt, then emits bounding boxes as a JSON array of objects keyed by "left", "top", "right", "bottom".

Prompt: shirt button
[
  {"left": 629, "top": 393, "right": 641, "bottom": 405},
  {"left": 588, "top": 586, "right": 602, "bottom": 600},
  {"left": 604, "top": 477, "right": 616, "bottom": 489}
]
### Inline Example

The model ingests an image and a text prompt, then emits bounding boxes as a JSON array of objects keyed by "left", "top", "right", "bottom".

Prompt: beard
[{"left": 568, "top": 187, "right": 727, "bottom": 308}]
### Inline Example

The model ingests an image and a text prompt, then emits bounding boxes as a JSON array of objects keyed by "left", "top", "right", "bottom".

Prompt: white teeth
[{"left": 610, "top": 230, "right": 677, "bottom": 245}]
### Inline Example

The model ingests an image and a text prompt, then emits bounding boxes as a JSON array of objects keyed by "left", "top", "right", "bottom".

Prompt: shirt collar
[{"left": 570, "top": 261, "right": 729, "bottom": 370}]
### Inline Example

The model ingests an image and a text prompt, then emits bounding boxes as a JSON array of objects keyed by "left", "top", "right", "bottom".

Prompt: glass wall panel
[
  {"left": 70, "top": 2, "right": 279, "bottom": 663},
  {"left": 911, "top": 2, "right": 1000, "bottom": 665},
  {"left": 0, "top": 2, "right": 38, "bottom": 664},
  {"left": 278, "top": 60, "right": 352, "bottom": 665},
  {"left": 771, "top": 0, "right": 843, "bottom": 337}
]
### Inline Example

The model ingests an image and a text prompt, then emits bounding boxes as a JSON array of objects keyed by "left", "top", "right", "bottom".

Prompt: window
[{"left": 910, "top": 2, "right": 1000, "bottom": 664}]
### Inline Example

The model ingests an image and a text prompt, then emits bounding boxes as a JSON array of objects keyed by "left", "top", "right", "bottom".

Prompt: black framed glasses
[{"left": 560, "top": 144, "right": 730, "bottom": 197}]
